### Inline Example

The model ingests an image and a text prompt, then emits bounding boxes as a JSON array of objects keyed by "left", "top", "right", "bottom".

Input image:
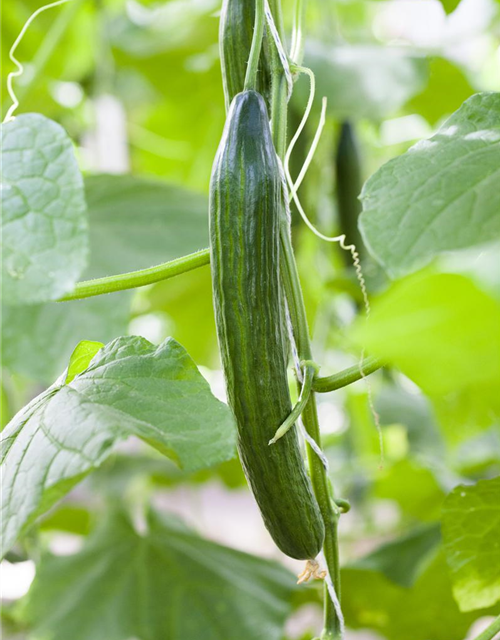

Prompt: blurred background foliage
[{"left": 2, "top": 0, "right": 500, "bottom": 639}]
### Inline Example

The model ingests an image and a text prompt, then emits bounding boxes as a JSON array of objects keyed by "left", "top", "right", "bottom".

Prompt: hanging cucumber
[
  {"left": 209, "top": 90, "right": 325, "bottom": 560},
  {"left": 219, "top": 0, "right": 273, "bottom": 112},
  {"left": 335, "top": 121, "right": 364, "bottom": 263}
]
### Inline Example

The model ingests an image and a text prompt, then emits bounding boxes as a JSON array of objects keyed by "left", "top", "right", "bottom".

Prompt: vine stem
[
  {"left": 268, "top": 1, "right": 342, "bottom": 636},
  {"left": 244, "top": 0, "right": 265, "bottom": 91},
  {"left": 290, "top": 0, "right": 307, "bottom": 65},
  {"left": 473, "top": 616, "right": 500, "bottom": 640},
  {"left": 58, "top": 248, "right": 210, "bottom": 302},
  {"left": 313, "top": 356, "right": 382, "bottom": 393}
]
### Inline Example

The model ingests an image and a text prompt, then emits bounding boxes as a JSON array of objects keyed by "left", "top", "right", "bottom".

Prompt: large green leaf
[
  {"left": 1, "top": 114, "right": 88, "bottom": 304},
  {"left": 407, "top": 57, "right": 474, "bottom": 125},
  {"left": 351, "top": 272, "right": 500, "bottom": 437},
  {"left": 442, "top": 476, "right": 500, "bottom": 612},
  {"left": 1, "top": 336, "right": 236, "bottom": 555},
  {"left": 360, "top": 92, "right": 500, "bottom": 278},
  {"left": 2, "top": 294, "right": 130, "bottom": 383},
  {"left": 343, "top": 552, "right": 485, "bottom": 640},
  {"left": 3, "top": 174, "right": 210, "bottom": 383},
  {"left": 374, "top": 459, "right": 446, "bottom": 522},
  {"left": 21, "top": 509, "right": 295, "bottom": 640},
  {"left": 296, "top": 43, "right": 427, "bottom": 120},
  {"left": 84, "top": 174, "right": 209, "bottom": 275},
  {"left": 351, "top": 524, "right": 441, "bottom": 588}
]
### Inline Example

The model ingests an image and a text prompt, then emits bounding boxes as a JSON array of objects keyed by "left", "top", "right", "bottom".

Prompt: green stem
[
  {"left": 280, "top": 223, "right": 342, "bottom": 639},
  {"left": 313, "top": 356, "right": 382, "bottom": 393},
  {"left": 474, "top": 616, "right": 500, "bottom": 640},
  {"left": 268, "top": 3, "right": 342, "bottom": 632},
  {"left": 267, "top": 0, "right": 286, "bottom": 44},
  {"left": 7, "top": 0, "right": 85, "bottom": 111},
  {"left": 58, "top": 248, "right": 210, "bottom": 302},
  {"left": 290, "top": 0, "right": 307, "bottom": 65},
  {"left": 244, "top": 0, "right": 265, "bottom": 91}
]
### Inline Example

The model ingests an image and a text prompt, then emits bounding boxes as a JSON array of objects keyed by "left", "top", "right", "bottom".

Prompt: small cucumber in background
[
  {"left": 209, "top": 90, "right": 325, "bottom": 560},
  {"left": 335, "top": 121, "right": 364, "bottom": 263}
]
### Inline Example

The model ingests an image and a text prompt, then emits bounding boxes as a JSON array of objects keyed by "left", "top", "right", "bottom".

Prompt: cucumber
[
  {"left": 209, "top": 90, "right": 325, "bottom": 560},
  {"left": 335, "top": 121, "right": 363, "bottom": 260},
  {"left": 219, "top": 0, "right": 273, "bottom": 112}
]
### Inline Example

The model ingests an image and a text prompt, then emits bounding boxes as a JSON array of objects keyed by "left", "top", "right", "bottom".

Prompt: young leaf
[
  {"left": 21, "top": 509, "right": 295, "bottom": 640},
  {"left": 442, "top": 476, "right": 500, "bottom": 612},
  {"left": 65, "top": 340, "right": 104, "bottom": 384},
  {"left": 1, "top": 114, "right": 88, "bottom": 304},
  {"left": 1, "top": 336, "right": 236, "bottom": 556},
  {"left": 360, "top": 92, "right": 500, "bottom": 277}
]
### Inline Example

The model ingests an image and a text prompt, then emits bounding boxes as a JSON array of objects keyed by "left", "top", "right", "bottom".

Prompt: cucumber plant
[{"left": 2, "top": 1, "right": 500, "bottom": 640}]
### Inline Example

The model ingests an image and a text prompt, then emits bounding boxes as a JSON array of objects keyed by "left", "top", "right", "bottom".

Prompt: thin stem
[
  {"left": 290, "top": 0, "right": 307, "bottom": 65},
  {"left": 474, "top": 616, "right": 500, "bottom": 640},
  {"left": 244, "top": 0, "right": 265, "bottom": 91},
  {"left": 269, "top": 1, "right": 342, "bottom": 635},
  {"left": 58, "top": 248, "right": 210, "bottom": 302},
  {"left": 280, "top": 223, "right": 342, "bottom": 639},
  {"left": 313, "top": 356, "right": 383, "bottom": 393}
]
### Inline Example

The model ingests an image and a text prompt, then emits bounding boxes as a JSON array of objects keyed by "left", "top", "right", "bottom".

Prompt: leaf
[
  {"left": 2, "top": 296, "right": 130, "bottom": 383},
  {"left": 21, "top": 509, "right": 295, "bottom": 640},
  {"left": 351, "top": 524, "right": 441, "bottom": 587},
  {"left": 439, "top": 0, "right": 461, "bottom": 13},
  {"left": 375, "top": 385, "right": 445, "bottom": 458},
  {"left": 39, "top": 504, "right": 92, "bottom": 535},
  {"left": 84, "top": 174, "right": 209, "bottom": 275},
  {"left": 3, "top": 174, "right": 210, "bottom": 383},
  {"left": 342, "top": 552, "right": 485, "bottom": 640},
  {"left": 442, "top": 476, "right": 500, "bottom": 612},
  {"left": 407, "top": 57, "right": 474, "bottom": 125},
  {"left": 374, "top": 459, "right": 446, "bottom": 522},
  {"left": 65, "top": 340, "right": 104, "bottom": 384},
  {"left": 360, "top": 92, "right": 500, "bottom": 278},
  {"left": 146, "top": 266, "right": 217, "bottom": 367},
  {"left": 296, "top": 43, "right": 427, "bottom": 120},
  {"left": 1, "top": 114, "right": 88, "bottom": 304},
  {"left": 1, "top": 336, "right": 236, "bottom": 556},
  {"left": 350, "top": 272, "right": 500, "bottom": 437}
]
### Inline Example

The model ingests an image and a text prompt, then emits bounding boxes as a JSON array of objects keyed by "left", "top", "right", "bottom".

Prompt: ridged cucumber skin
[
  {"left": 219, "top": 0, "right": 272, "bottom": 112},
  {"left": 209, "top": 91, "right": 325, "bottom": 560}
]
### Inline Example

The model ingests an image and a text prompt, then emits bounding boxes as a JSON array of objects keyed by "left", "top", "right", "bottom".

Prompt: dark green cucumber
[
  {"left": 219, "top": 0, "right": 273, "bottom": 112},
  {"left": 335, "top": 121, "right": 364, "bottom": 261},
  {"left": 209, "top": 90, "right": 325, "bottom": 560}
]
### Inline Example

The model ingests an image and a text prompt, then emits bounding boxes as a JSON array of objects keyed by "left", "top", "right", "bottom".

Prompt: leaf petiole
[
  {"left": 473, "top": 615, "right": 500, "bottom": 640},
  {"left": 313, "top": 356, "right": 383, "bottom": 393},
  {"left": 58, "top": 248, "right": 210, "bottom": 302}
]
